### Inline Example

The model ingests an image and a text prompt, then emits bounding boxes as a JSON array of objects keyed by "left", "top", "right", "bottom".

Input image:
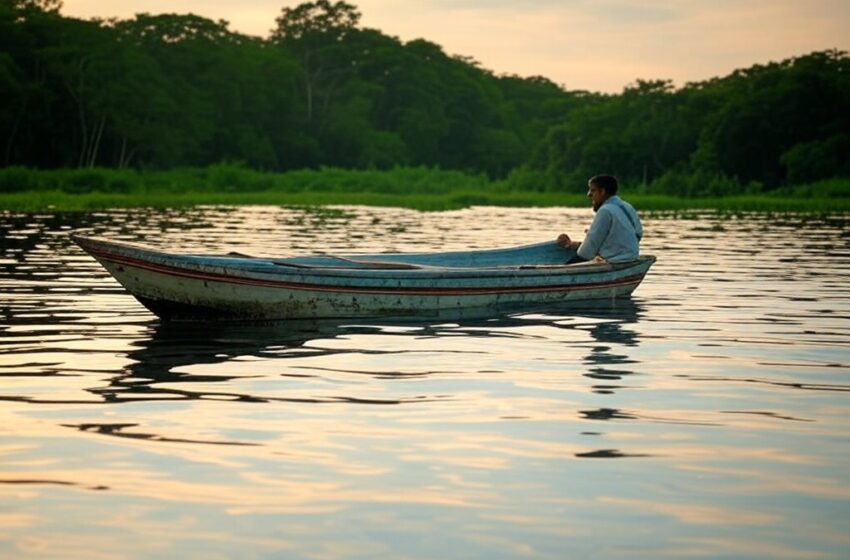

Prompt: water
[{"left": 2, "top": 206, "right": 849, "bottom": 559}]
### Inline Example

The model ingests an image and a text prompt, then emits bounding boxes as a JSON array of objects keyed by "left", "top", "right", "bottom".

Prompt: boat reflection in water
[{"left": 86, "top": 300, "right": 645, "bottom": 407}]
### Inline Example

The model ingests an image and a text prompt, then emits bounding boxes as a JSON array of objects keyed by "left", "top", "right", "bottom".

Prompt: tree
[
  {"left": 41, "top": 17, "right": 119, "bottom": 167},
  {"left": 112, "top": 13, "right": 298, "bottom": 168},
  {"left": 693, "top": 50, "right": 850, "bottom": 187},
  {"left": 2, "top": 0, "right": 848, "bottom": 192},
  {"left": 271, "top": 1, "right": 361, "bottom": 126},
  {"left": 0, "top": 0, "right": 64, "bottom": 165},
  {"left": 271, "top": 0, "right": 360, "bottom": 41}
]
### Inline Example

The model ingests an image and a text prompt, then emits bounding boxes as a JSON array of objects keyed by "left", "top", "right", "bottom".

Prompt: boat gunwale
[{"left": 71, "top": 234, "right": 655, "bottom": 282}]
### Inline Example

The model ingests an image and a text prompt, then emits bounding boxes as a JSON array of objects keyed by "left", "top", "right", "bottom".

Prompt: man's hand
[{"left": 557, "top": 233, "right": 580, "bottom": 249}]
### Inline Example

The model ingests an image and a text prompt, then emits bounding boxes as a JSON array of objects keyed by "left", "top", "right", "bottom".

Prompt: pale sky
[{"left": 60, "top": 0, "right": 849, "bottom": 93}]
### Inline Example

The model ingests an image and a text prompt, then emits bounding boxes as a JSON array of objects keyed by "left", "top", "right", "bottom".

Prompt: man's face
[{"left": 587, "top": 183, "right": 607, "bottom": 212}]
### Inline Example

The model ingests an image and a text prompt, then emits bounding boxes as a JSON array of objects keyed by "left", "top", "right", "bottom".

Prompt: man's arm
[
  {"left": 577, "top": 209, "right": 612, "bottom": 260},
  {"left": 630, "top": 206, "right": 643, "bottom": 240}
]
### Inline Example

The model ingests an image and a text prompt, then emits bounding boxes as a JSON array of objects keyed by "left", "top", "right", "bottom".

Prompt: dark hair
[{"left": 588, "top": 175, "right": 619, "bottom": 196}]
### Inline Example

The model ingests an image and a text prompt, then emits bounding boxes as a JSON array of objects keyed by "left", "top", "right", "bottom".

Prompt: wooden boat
[{"left": 72, "top": 234, "right": 656, "bottom": 321}]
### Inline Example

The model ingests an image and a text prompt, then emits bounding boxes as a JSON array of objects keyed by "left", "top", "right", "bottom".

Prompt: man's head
[{"left": 587, "top": 175, "right": 618, "bottom": 211}]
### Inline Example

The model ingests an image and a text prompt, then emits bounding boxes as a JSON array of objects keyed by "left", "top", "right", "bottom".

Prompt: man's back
[{"left": 577, "top": 195, "right": 642, "bottom": 263}]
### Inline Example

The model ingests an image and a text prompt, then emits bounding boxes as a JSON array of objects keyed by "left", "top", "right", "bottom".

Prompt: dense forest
[{"left": 2, "top": 0, "right": 849, "bottom": 196}]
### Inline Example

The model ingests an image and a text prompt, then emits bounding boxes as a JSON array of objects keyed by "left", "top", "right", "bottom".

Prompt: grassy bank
[{"left": 1, "top": 165, "right": 848, "bottom": 213}]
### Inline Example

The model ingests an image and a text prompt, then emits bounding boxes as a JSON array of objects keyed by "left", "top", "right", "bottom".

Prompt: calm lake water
[{"left": 1, "top": 206, "right": 849, "bottom": 559}]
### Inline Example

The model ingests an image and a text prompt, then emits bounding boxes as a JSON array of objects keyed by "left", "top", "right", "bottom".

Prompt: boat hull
[{"left": 73, "top": 235, "right": 655, "bottom": 321}]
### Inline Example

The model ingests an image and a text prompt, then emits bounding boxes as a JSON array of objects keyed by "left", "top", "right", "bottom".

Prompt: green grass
[
  {"left": 1, "top": 165, "right": 848, "bottom": 213},
  {"left": 0, "top": 188, "right": 587, "bottom": 212}
]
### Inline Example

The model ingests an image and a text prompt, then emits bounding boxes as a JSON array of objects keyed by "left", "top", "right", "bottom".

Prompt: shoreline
[
  {"left": 2, "top": 189, "right": 848, "bottom": 213},
  {"left": 1, "top": 166, "right": 847, "bottom": 213}
]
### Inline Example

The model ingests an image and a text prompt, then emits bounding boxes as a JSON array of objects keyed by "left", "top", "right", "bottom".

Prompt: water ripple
[{"left": 2, "top": 207, "right": 849, "bottom": 559}]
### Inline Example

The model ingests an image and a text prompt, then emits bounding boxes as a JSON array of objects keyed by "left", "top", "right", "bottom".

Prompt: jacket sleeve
[
  {"left": 577, "top": 209, "right": 612, "bottom": 260},
  {"left": 633, "top": 208, "right": 643, "bottom": 240}
]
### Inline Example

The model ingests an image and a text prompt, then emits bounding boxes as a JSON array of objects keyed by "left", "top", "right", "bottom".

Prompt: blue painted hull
[{"left": 72, "top": 235, "right": 656, "bottom": 321}]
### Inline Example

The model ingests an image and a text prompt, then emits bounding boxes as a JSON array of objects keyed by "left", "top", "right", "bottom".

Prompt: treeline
[{"left": 1, "top": 0, "right": 848, "bottom": 195}]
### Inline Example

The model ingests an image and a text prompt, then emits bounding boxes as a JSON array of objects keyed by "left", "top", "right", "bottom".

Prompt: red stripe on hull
[{"left": 90, "top": 248, "right": 646, "bottom": 296}]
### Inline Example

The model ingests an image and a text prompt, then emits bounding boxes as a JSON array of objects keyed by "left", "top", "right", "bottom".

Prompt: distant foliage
[
  {"left": 0, "top": 163, "right": 495, "bottom": 197},
  {"left": 0, "top": 1, "right": 848, "bottom": 195},
  {"left": 528, "top": 51, "right": 850, "bottom": 192}
]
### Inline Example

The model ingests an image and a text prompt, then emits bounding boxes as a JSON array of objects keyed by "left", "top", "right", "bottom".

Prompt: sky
[{"left": 59, "top": 0, "right": 850, "bottom": 93}]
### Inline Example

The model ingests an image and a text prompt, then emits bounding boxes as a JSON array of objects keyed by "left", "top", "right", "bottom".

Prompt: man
[{"left": 557, "top": 175, "right": 642, "bottom": 263}]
